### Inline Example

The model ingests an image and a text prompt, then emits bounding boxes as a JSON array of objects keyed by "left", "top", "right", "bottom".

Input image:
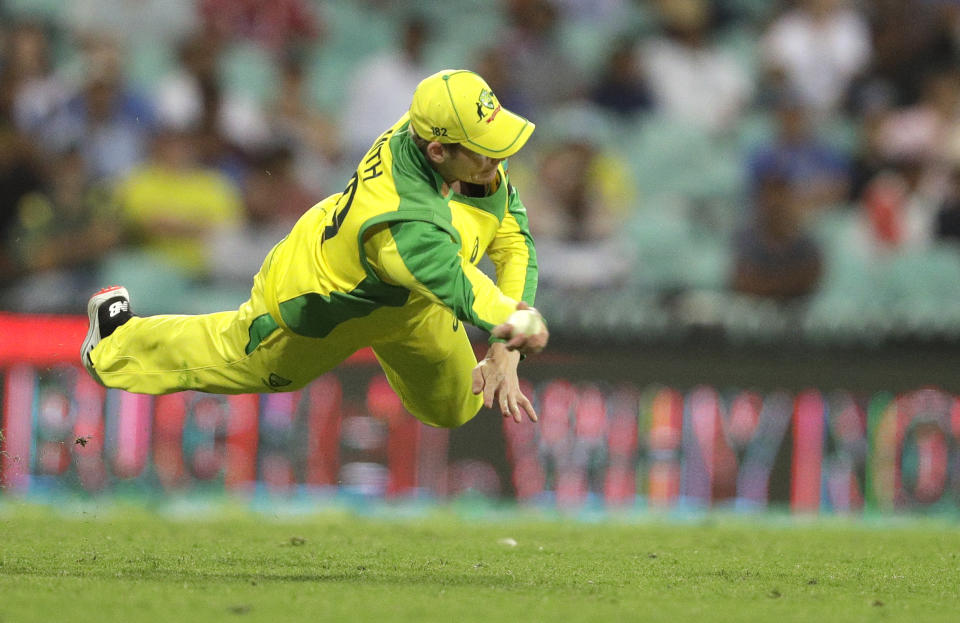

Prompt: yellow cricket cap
[{"left": 409, "top": 69, "right": 535, "bottom": 159}]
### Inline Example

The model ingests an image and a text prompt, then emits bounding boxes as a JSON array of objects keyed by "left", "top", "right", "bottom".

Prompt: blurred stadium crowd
[{"left": 3, "top": 0, "right": 960, "bottom": 345}]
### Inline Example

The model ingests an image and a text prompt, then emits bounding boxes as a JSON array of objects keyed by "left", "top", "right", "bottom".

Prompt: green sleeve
[{"left": 379, "top": 221, "right": 517, "bottom": 331}]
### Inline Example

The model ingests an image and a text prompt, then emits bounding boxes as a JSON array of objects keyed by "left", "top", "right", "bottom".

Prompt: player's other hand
[
  {"left": 491, "top": 302, "right": 549, "bottom": 356},
  {"left": 471, "top": 343, "right": 537, "bottom": 423}
]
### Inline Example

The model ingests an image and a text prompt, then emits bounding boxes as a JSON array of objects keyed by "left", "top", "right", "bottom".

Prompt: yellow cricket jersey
[{"left": 252, "top": 114, "right": 538, "bottom": 350}]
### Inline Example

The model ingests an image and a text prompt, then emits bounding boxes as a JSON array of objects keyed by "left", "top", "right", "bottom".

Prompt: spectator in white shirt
[
  {"left": 761, "top": 0, "right": 871, "bottom": 116},
  {"left": 340, "top": 17, "right": 431, "bottom": 165},
  {"left": 640, "top": 0, "right": 753, "bottom": 134}
]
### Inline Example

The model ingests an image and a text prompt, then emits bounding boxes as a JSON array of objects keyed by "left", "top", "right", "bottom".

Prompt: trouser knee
[{"left": 405, "top": 391, "right": 483, "bottom": 429}]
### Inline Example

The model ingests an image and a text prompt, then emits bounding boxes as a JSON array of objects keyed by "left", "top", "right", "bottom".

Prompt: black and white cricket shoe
[{"left": 80, "top": 285, "right": 133, "bottom": 376}]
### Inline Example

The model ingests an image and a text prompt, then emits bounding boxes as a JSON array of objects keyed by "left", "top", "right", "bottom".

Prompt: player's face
[{"left": 442, "top": 145, "right": 503, "bottom": 185}]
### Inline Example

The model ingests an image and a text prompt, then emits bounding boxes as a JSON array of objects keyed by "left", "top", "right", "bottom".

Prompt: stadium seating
[{"left": 5, "top": 0, "right": 960, "bottom": 347}]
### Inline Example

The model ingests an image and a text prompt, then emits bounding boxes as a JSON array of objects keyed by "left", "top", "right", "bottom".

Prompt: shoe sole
[{"left": 80, "top": 285, "right": 129, "bottom": 374}]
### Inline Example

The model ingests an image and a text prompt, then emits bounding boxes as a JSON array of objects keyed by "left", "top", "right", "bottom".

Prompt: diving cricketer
[{"left": 81, "top": 69, "right": 548, "bottom": 427}]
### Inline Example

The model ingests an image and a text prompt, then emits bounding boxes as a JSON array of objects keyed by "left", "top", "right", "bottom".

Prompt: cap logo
[{"left": 476, "top": 89, "right": 496, "bottom": 121}]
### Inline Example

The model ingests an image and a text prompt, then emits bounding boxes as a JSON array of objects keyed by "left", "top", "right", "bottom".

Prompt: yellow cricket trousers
[{"left": 89, "top": 258, "right": 485, "bottom": 429}]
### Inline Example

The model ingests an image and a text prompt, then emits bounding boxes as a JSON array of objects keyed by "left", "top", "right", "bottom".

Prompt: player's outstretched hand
[
  {"left": 471, "top": 343, "right": 537, "bottom": 423},
  {"left": 491, "top": 302, "right": 549, "bottom": 356}
]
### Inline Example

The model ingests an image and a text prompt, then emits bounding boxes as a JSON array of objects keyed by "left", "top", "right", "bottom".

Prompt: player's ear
[{"left": 425, "top": 141, "right": 447, "bottom": 164}]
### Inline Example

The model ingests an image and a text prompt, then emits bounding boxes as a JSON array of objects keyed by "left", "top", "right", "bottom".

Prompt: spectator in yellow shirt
[{"left": 114, "top": 123, "right": 243, "bottom": 278}]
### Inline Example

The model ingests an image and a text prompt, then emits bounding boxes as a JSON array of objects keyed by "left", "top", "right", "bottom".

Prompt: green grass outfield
[{"left": 1, "top": 503, "right": 959, "bottom": 623}]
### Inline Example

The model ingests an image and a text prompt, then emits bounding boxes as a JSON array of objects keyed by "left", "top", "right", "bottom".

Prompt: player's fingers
[
  {"left": 471, "top": 366, "right": 484, "bottom": 395},
  {"left": 483, "top": 373, "right": 500, "bottom": 408},
  {"left": 491, "top": 323, "right": 512, "bottom": 339},
  {"left": 518, "top": 393, "right": 538, "bottom": 422},
  {"left": 506, "top": 392, "right": 521, "bottom": 423},
  {"left": 515, "top": 343, "right": 538, "bottom": 356},
  {"left": 520, "top": 332, "right": 548, "bottom": 355},
  {"left": 505, "top": 334, "right": 526, "bottom": 351}
]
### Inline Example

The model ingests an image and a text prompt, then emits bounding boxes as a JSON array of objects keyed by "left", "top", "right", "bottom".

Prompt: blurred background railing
[{"left": 3, "top": 314, "right": 960, "bottom": 514}]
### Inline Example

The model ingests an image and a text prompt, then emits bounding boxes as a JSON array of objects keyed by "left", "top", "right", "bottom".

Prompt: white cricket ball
[{"left": 506, "top": 308, "right": 545, "bottom": 336}]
